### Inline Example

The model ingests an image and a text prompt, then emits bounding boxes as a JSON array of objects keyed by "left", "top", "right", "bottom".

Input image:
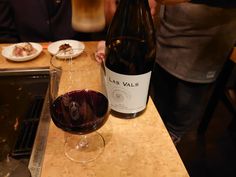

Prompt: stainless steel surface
[
  {"left": 0, "top": 67, "right": 51, "bottom": 177},
  {"left": 0, "top": 67, "right": 50, "bottom": 76},
  {"left": 28, "top": 89, "right": 50, "bottom": 177}
]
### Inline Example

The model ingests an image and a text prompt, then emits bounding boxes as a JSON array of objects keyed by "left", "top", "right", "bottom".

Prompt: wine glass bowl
[
  {"left": 49, "top": 49, "right": 109, "bottom": 163},
  {"left": 50, "top": 89, "right": 109, "bottom": 135}
]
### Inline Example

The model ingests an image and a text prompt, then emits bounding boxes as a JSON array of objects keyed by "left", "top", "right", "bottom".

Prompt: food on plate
[
  {"left": 58, "top": 43, "right": 73, "bottom": 55},
  {"left": 12, "top": 43, "right": 37, "bottom": 57}
]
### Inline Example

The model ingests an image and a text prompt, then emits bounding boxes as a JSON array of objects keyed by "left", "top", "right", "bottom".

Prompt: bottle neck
[
  {"left": 116, "top": 0, "right": 149, "bottom": 15},
  {"left": 106, "top": 0, "right": 154, "bottom": 43}
]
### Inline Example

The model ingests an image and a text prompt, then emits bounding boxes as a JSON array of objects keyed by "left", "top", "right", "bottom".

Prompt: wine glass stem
[{"left": 76, "top": 135, "right": 88, "bottom": 149}]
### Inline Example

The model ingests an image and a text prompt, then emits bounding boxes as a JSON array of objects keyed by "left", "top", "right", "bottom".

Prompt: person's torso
[
  {"left": 156, "top": 3, "right": 236, "bottom": 83},
  {"left": 9, "top": 0, "right": 76, "bottom": 42}
]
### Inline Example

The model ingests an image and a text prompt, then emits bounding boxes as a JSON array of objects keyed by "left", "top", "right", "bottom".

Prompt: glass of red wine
[{"left": 49, "top": 48, "right": 109, "bottom": 163}]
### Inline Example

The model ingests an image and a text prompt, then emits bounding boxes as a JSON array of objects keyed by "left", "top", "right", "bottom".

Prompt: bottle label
[{"left": 104, "top": 66, "right": 151, "bottom": 114}]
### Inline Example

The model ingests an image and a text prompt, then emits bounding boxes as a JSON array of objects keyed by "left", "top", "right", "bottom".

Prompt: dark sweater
[{"left": 8, "top": 0, "right": 76, "bottom": 42}]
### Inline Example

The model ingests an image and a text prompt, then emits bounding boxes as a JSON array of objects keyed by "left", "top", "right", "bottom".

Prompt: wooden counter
[{"left": 0, "top": 42, "right": 189, "bottom": 177}]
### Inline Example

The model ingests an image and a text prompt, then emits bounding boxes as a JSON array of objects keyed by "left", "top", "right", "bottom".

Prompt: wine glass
[{"left": 49, "top": 48, "right": 109, "bottom": 163}]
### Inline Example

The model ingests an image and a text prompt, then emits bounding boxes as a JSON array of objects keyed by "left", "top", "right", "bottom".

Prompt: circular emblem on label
[{"left": 112, "top": 89, "right": 130, "bottom": 103}]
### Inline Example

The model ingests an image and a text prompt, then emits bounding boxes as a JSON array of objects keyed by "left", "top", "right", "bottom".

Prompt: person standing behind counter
[
  {"left": 96, "top": 0, "right": 236, "bottom": 145},
  {"left": 1, "top": 0, "right": 77, "bottom": 42},
  {"left": 0, "top": 0, "right": 158, "bottom": 43},
  {"left": 151, "top": 0, "right": 236, "bottom": 144},
  {"left": 0, "top": 0, "right": 115, "bottom": 43}
]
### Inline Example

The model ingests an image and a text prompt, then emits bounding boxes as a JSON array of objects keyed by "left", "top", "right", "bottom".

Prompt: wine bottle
[{"left": 104, "top": 0, "right": 156, "bottom": 118}]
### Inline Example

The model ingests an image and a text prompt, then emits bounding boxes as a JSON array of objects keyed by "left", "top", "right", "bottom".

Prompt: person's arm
[
  {"left": 157, "top": 0, "right": 190, "bottom": 5},
  {"left": 104, "top": 0, "right": 118, "bottom": 25},
  {"left": 98, "top": 0, "right": 187, "bottom": 63},
  {"left": 103, "top": 0, "right": 167, "bottom": 24}
]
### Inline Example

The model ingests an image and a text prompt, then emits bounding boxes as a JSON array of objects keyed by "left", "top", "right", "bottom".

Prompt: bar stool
[{"left": 197, "top": 46, "right": 236, "bottom": 135}]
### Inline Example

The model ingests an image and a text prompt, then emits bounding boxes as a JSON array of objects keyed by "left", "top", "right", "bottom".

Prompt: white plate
[
  {"left": 47, "top": 40, "right": 85, "bottom": 59},
  {"left": 1, "top": 42, "right": 42, "bottom": 62}
]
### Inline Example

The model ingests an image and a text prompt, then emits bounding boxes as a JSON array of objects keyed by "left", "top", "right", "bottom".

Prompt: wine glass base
[{"left": 64, "top": 131, "right": 105, "bottom": 163}]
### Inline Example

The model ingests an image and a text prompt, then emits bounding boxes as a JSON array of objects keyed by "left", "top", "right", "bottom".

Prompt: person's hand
[
  {"left": 104, "top": 0, "right": 117, "bottom": 25},
  {"left": 95, "top": 41, "right": 106, "bottom": 63},
  {"left": 150, "top": 0, "right": 190, "bottom": 16},
  {"left": 149, "top": 0, "right": 158, "bottom": 17}
]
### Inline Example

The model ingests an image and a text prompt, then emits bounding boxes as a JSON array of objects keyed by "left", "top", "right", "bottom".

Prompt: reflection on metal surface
[
  {"left": 0, "top": 67, "right": 51, "bottom": 177},
  {"left": 28, "top": 91, "right": 51, "bottom": 177}
]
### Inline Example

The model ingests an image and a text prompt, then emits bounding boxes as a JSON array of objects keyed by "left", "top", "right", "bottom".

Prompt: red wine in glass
[{"left": 50, "top": 89, "right": 109, "bottom": 135}]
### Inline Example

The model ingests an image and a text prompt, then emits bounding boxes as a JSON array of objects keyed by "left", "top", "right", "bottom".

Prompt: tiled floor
[{"left": 176, "top": 101, "right": 236, "bottom": 177}]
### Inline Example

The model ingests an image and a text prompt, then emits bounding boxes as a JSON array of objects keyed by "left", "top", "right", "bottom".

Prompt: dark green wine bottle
[{"left": 104, "top": 0, "right": 156, "bottom": 118}]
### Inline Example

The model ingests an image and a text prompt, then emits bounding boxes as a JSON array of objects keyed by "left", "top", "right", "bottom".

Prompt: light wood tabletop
[{"left": 0, "top": 42, "right": 189, "bottom": 177}]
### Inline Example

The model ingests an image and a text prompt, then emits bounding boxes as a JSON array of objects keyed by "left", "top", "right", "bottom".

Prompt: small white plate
[
  {"left": 47, "top": 40, "right": 85, "bottom": 59},
  {"left": 1, "top": 42, "right": 42, "bottom": 62}
]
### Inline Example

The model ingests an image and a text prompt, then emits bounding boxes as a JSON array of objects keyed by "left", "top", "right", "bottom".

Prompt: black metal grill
[{"left": 11, "top": 96, "right": 45, "bottom": 158}]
